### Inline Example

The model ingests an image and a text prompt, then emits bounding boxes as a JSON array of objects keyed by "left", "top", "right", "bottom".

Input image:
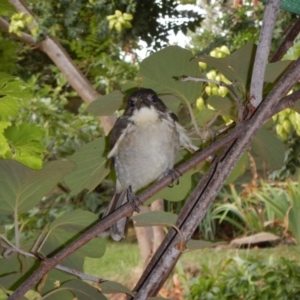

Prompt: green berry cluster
[{"left": 106, "top": 10, "right": 133, "bottom": 32}]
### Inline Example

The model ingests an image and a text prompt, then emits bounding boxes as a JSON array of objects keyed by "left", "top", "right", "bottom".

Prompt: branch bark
[{"left": 249, "top": 0, "right": 281, "bottom": 108}]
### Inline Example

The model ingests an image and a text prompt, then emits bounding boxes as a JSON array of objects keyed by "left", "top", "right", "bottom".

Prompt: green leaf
[
  {"left": 264, "top": 60, "right": 293, "bottom": 83},
  {"left": 186, "top": 239, "right": 226, "bottom": 250},
  {"left": 100, "top": 281, "right": 134, "bottom": 296},
  {"left": 139, "top": 46, "right": 203, "bottom": 105},
  {"left": 0, "top": 1, "right": 15, "bottom": 15},
  {"left": 0, "top": 80, "right": 31, "bottom": 100},
  {"left": 198, "top": 42, "right": 256, "bottom": 92},
  {"left": 37, "top": 269, "right": 77, "bottom": 298},
  {"left": 0, "top": 256, "right": 35, "bottom": 290},
  {"left": 0, "top": 121, "right": 11, "bottom": 156},
  {"left": 207, "top": 95, "right": 236, "bottom": 120},
  {"left": 251, "top": 127, "right": 285, "bottom": 170},
  {"left": 0, "top": 159, "right": 76, "bottom": 215},
  {"left": 48, "top": 209, "right": 98, "bottom": 232},
  {"left": 64, "top": 137, "right": 110, "bottom": 195},
  {"left": 226, "top": 153, "right": 249, "bottom": 184},
  {"left": 0, "top": 97, "right": 19, "bottom": 120},
  {"left": 4, "top": 124, "right": 46, "bottom": 169},
  {"left": 41, "top": 210, "right": 105, "bottom": 269},
  {"left": 86, "top": 90, "right": 124, "bottom": 116},
  {"left": 196, "top": 108, "right": 217, "bottom": 126},
  {"left": 150, "top": 169, "right": 194, "bottom": 202},
  {"left": 131, "top": 211, "right": 178, "bottom": 227},
  {"left": 159, "top": 94, "right": 181, "bottom": 114},
  {"left": 61, "top": 280, "right": 107, "bottom": 300}
]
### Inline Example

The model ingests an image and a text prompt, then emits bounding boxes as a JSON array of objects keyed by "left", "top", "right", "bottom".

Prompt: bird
[{"left": 101, "top": 88, "right": 197, "bottom": 241}]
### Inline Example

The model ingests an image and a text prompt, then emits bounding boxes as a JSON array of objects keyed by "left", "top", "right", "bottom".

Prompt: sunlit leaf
[
  {"left": 86, "top": 90, "right": 124, "bottom": 116},
  {"left": 64, "top": 137, "right": 110, "bottom": 195},
  {"left": 0, "top": 97, "right": 19, "bottom": 120},
  {"left": 0, "top": 159, "right": 75, "bottom": 215},
  {"left": 0, "top": 121, "right": 11, "bottom": 156},
  {"left": 4, "top": 124, "right": 46, "bottom": 169}
]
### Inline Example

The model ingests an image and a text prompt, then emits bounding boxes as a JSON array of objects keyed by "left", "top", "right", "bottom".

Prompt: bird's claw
[
  {"left": 127, "top": 186, "right": 141, "bottom": 213},
  {"left": 167, "top": 169, "right": 182, "bottom": 187}
]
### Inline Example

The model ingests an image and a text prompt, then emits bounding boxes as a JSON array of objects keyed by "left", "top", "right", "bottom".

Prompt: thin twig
[{"left": 181, "top": 76, "right": 241, "bottom": 104}]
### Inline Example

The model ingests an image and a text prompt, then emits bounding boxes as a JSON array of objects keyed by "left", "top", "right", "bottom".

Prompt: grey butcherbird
[{"left": 101, "top": 88, "right": 197, "bottom": 241}]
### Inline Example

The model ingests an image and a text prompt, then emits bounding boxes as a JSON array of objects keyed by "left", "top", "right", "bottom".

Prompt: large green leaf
[
  {"left": 139, "top": 46, "right": 203, "bottom": 104},
  {"left": 64, "top": 137, "right": 110, "bottom": 195},
  {"left": 207, "top": 95, "right": 237, "bottom": 120},
  {"left": 100, "top": 281, "right": 134, "bottom": 296},
  {"left": 150, "top": 169, "right": 194, "bottom": 202},
  {"left": 131, "top": 211, "right": 178, "bottom": 227},
  {"left": 226, "top": 153, "right": 249, "bottom": 184},
  {"left": 4, "top": 124, "right": 46, "bottom": 169},
  {"left": 264, "top": 60, "right": 293, "bottom": 83},
  {"left": 0, "top": 97, "right": 19, "bottom": 120},
  {"left": 86, "top": 90, "right": 124, "bottom": 116},
  {"left": 40, "top": 210, "right": 105, "bottom": 270},
  {"left": 61, "top": 280, "right": 107, "bottom": 300},
  {"left": 0, "top": 256, "right": 35, "bottom": 290},
  {"left": 197, "top": 42, "right": 256, "bottom": 92},
  {"left": 251, "top": 127, "right": 285, "bottom": 171},
  {"left": 0, "top": 159, "right": 75, "bottom": 215}
]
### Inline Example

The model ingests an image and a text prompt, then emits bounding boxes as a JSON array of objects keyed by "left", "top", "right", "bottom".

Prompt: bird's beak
[{"left": 136, "top": 98, "right": 148, "bottom": 110}]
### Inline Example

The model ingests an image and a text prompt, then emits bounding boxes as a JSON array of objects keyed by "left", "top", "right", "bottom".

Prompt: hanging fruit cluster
[{"left": 273, "top": 108, "right": 300, "bottom": 140}]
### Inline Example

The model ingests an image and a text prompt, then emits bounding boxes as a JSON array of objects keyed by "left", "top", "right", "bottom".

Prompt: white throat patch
[{"left": 131, "top": 106, "right": 160, "bottom": 125}]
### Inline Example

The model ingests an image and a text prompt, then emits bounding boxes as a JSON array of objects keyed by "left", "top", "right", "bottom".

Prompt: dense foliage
[{"left": 189, "top": 257, "right": 300, "bottom": 300}]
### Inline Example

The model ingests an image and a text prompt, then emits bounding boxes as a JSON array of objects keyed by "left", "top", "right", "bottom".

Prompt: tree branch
[
  {"left": 249, "top": 0, "right": 281, "bottom": 108},
  {"left": 130, "top": 53, "right": 300, "bottom": 300},
  {"left": 270, "top": 17, "right": 300, "bottom": 63},
  {"left": 4, "top": 0, "right": 116, "bottom": 135}
]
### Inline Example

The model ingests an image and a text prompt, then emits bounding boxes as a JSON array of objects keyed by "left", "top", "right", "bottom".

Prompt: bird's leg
[
  {"left": 166, "top": 169, "right": 182, "bottom": 187},
  {"left": 127, "top": 185, "right": 141, "bottom": 213}
]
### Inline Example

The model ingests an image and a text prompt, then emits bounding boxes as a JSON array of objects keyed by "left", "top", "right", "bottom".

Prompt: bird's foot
[
  {"left": 167, "top": 169, "right": 182, "bottom": 187},
  {"left": 127, "top": 185, "right": 141, "bottom": 213}
]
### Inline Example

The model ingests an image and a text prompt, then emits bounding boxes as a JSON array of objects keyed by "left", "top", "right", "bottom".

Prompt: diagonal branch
[{"left": 130, "top": 61, "right": 300, "bottom": 300}]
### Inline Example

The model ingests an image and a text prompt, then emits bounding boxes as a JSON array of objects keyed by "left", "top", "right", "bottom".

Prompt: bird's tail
[{"left": 99, "top": 190, "right": 128, "bottom": 241}]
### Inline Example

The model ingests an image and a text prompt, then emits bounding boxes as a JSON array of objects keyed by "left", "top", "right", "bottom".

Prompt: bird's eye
[
  {"left": 129, "top": 99, "right": 135, "bottom": 107},
  {"left": 150, "top": 95, "right": 158, "bottom": 103}
]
